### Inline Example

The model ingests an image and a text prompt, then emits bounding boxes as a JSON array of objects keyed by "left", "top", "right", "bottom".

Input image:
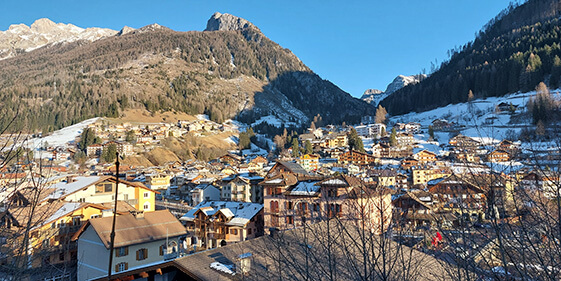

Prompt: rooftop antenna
[{"left": 108, "top": 152, "right": 120, "bottom": 280}]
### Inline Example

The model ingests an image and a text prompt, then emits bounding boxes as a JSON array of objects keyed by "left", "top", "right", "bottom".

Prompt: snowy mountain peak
[
  {"left": 0, "top": 18, "right": 117, "bottom": 60},
  {"left": 361, "top": 74, "right": 427, "bottom": 106},
  {"left": 384, "top": 74, "right": 426, "bottom": 95}
]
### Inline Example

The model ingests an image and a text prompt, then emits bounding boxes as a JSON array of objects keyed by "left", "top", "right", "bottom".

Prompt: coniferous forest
[{"left": 381, "top": 0, "right": 561, "bottom": 115}]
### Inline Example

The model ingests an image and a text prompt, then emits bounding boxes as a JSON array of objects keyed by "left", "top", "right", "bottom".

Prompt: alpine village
[{"left": 3, "top": 1, "right": 561, "bottom": 280}]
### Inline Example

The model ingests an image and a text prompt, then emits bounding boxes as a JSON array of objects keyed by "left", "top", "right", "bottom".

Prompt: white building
[
  {"left": 76, "top": 210, "right": 186, "bottom": 281},
  {"left": 355, "top": 123, "right": 386, "bottom": 138},
  {"left": 190, "top": 184, "right": 221, "bottom": 206}
]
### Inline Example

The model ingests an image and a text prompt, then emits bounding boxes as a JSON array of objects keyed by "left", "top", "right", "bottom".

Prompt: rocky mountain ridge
[
  {"left": 0, "top": 13, "right": 374, "bottom": 133},
  {"left": 0, "top": 18, "right": 117, "bottom": 60}
]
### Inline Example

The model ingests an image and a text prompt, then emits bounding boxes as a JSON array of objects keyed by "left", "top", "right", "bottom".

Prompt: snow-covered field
[{"left": 26, "top": 118, "right": 99, "bottom": 152}]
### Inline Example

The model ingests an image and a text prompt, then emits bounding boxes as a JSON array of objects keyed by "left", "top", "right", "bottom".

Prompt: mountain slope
[
  {"left": 0, "top": 13, "right": 373, "bottom": 133},
  {"left": 381, "top": 0, "right": 561, "bottom": 115}
]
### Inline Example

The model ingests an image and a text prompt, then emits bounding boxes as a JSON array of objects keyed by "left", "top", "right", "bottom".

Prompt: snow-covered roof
[
  {"left": 264, "top": 178, "right": 283, "bottom": 184},
  {"left": 46, "top": 176, "right": 102, "bottom": 200},
  {"left": 42, "top": 202, "right": 84, "bottom": 227},
  {"left": 181, "top": 201, "right": 262, "bottom": 227},
  {"left": 427, "top": 177, "right": 445, "bottom": 186},
  {"left": 288, "top": 181, "right": 320, "bottom": 196},
  {"left": 321, "top": 178, "right": 346, "bottom": 185}
]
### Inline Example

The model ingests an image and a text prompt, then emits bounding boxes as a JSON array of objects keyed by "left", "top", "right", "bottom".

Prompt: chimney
[
  {"left": 66, "top": 175, "right": 76, "bottom": 183},
  {"left": 269, "top": 227, "right": 279, "bottom": 238},
  {"left": 131, "top": 210, "right": 145, "bottom": 219}
]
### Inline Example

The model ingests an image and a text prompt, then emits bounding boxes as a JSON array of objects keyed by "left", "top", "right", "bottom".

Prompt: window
[
  {"left": 136, "top": 248, "right": 148, "bottom": 260},
  {"left": 248, "top": 228, "right": 252, "bottom": 235},
  {"left": 124, "top": 194, "right": 129, "bottom": 201},
  {"left": 116, "top": 246, "right": 128, "bottom": 257},
  {"left": 59, "top": 252, "right": 65, "bottom": 261},
  {"left": 143, "top": 203, "right": 150, "bottom": 210},
  {"left": 95, "top": 184, "right": 104, "bottom": 193},
  {"left": 143, "top": 192, "right": 149, "bottom": 199},
  {"left": 286, "top": 216, "right": 294, "bottom": 224},
  {"left": 104, "top": 183, "right": 113, "bottom": 193},
  {"left": 90, "top": 214, "right": 100, "bottom": 219},
  {"left": 231, "top": 229, "right": 238, "bottom": 235},
  {"left": 115, "top": 262, "right": 128, "bottom": 272},
  {"left": 72, "top": 216, "right": 81, "bottom": 226}
]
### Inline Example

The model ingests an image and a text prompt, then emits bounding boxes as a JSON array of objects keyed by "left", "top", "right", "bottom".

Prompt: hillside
[
  {"left": 381, "top": 0, "right": 561, "bottom": 115},
  {"left": 0, "top": 13, "right": 374, "bottom": 133}
]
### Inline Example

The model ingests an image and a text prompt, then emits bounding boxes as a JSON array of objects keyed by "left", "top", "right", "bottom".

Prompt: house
[
  {"left": 413, "top": 150, "right": 437, "bottom": 163},
  {"left": 431, "top": 119, "right": 454, "bottom": 131},
  {"left": 145, "top": 173, "right": 171, "bottom": 190},
  {"left": 220, "top": 173, "right": 264, "bottom": 203},
  {"left": 299, "top": 154, "right": 320, "bottom": 171},
  {"left": 368, "top": 169, "right": 397, "bottom": 187},
  {"left": 74, "top": 210, "right": 186, "bottom": 281},
  {"left": 1, "top": 199, "right": 135, "bottom": 279},
  {"left": 44, "top": 175, "right": 157, "bottom": 212},
  {"left": 248, "top": 155, "right": 268, "bottom": 170},
  {"left": 338, "top": 150, "right": 378, "bottom": 166},
  {"left": 190, "top": 184, "right": 221, "bottom": 206},
  {"left": 86, "top": 144, "right": 103, "bottom": 157},
  {"left": 322, "top": 133, "right": 348, "bottom": 148},
  {"left": 428, "top": 174, "right": 487, "bottom": 222},
  {"left": 393, "top": 190, "right": 436, "bottom": 227},
  {"left": 411, "top": 166, "right": 452, "bottom": 186},
  {"left": 401, "top": 157, "right": 419, "bottom": 170},
  {"left": 354, "top": 123, "right": 386, "bottom": 138},
  {"left": 396, "top": 132, "right": 415, "bottom": 147},
  {"left": 497, "top": 102, "right": 517, "bottom": 112},
  {"left": 449, "top": 135, "right": 481, "bottom": 151},
  {"left": 265, "top": 161, "right": 309, "bottom": 179},
  {"left": 180, "top": 201, "right": 264, "bottom": 250},
  {"left": 262, "top": 174, "right": 392, "bottom": 234},
  {"left": 219, "top": 153, "right": 243, "bottom": 166},
  {"left": 487, "top": 149, "right": 509, "bottom": 163}
]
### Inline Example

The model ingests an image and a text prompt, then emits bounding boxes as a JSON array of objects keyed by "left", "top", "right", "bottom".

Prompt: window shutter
[
  {"left": 144, "top": 248, "right": 148, "bottom": 258},
  {"left": 115, "top": 249, "right": 119, "bottom": 257},
  {"left": 125, "top": 263, "right": 128, "bottom": 270},
  {"left": 159, "top": 245, "right": 163, "bottom": 256},
  {"left": 136, "top": 250, "right": 139, "bottom": 260},
  {"left": 115, "top": 264, "right": 118, "bottom": 272},
  {"left": 125, "top": 246, "right": 128, "bottom": 256}
]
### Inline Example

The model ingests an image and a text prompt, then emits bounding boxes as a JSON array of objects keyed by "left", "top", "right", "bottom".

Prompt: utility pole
[{"left": 107, "top": 152, "right": 120, "bottom": 280}]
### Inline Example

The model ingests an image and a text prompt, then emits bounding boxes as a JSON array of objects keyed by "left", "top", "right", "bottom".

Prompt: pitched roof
[
  {"left": 181, "top": 201, "right": 263, "bottom": 227},
  {"left": 80, "top": 210, "right": 186, "bottom": 248},
  {"left": 276, "top": 161, "right": 309, "bottom": 176}
]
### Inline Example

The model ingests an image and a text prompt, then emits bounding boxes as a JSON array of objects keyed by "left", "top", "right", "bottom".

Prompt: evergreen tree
[
  {"left": 291, "top": 138, "right": 300, "bottom": 158},
  {"left": 428, "top": 125, "right": 435, "bottom": 140},
  {"left": 304, "top": 140, "right": 313, "bottom": 154},
  {"left": 101, "top": 143, "right": 117, "bottom": 163},
  {"left": 348, "top": 128, "right": 365, "bottom": 152},
  {"left": 78, "top": 128, "right": 99, "bottom": 152},
  {"left": 389, "top": 128, "right": 397, "bottom": 146}
]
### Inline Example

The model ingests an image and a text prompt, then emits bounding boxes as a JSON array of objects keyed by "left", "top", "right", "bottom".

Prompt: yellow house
[
  {"left": 7, "top": 201, "right": 111, "bottom": 270},
  {"left": 299, "top": 154, "right": 320, "bottom": 171},
  {"left": 45, "top": 175, "right": 157, "bottom": 212},
  {"left": 145, "top": 174, "right": 171, "bottom": 191}
]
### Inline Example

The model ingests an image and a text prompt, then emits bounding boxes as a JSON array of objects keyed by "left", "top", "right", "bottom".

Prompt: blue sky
[{"left": 1, "top": 0, "right": 513, "bottom": 97}]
